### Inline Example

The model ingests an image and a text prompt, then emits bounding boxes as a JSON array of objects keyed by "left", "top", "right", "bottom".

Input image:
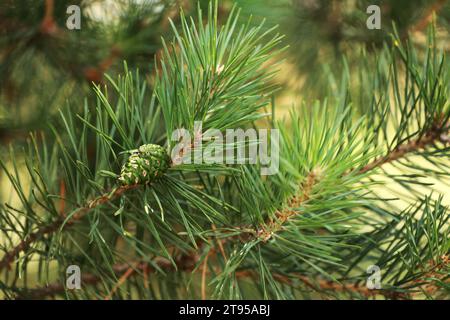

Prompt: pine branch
[
  {"left": 410, "top": 0, "right": 448, "bottom": 33},
  {"left": 20, "top": 253, "right": 449, "bottom": 300},
  {"left": 358, "top": 119, "right": 449, "bottom": 174},
  {"left": 13, "top": 250, "right": 199, "bottom": 300},
  {"left": 231, "top": 118, "right": 449, "bottom": 243},
  {"left": 2, "top": 1, "right": 449, "bottom": 301},
  {"left": 40, "top": 0, "right": 58, "bottom": 35},
  {"left": 10, "top": 195, "right": 449, "bottom": 301},
  {"left": 256, "top": 168, "right": 322, "bottom": 242},
  {"left": 233, "top": 270, "right": 407, "bottom": 299},
  {"left": 411, "top": 254, "right": 450, "bottom": 297},
  {"left": 83, "top": 46, "right": 122, "bottom": 84},
  {"left": 1, "top": 0, "right": 283, "bottom": 275},
  {"left": 0, "top": 184, "right": 140, "bottom": 273}
]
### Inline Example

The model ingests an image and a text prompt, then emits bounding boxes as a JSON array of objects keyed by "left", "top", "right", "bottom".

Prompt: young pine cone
[{"left": 119, "top": 144, "right": 171, "bottom": 186}]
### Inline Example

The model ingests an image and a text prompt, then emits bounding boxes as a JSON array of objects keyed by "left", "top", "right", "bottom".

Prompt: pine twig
[
  {"left": 256, "top": 168, "right": 322, "bottom": 242},
  {"left": 17, "top": 253, "right": 430, "bottom": 300},
  {"left": 222, "top": 119, "right": 449, "bottom": 243},
  {"left": 83, "top": 46, "right": 122, "bottom": 84},
  {"left": 358, "top": 123, "right": 449, "bottom": 174},
  {"left": 40, "top": 0, "right": 58, "bottom": 35},
  {"left": 0, "top": 184, "right": 140, "bottom": 273},
  {"left": 104, "top": 265, "right": 137, "bottom": 300},
  {"left": 411, "top": 0, "right": 447, "bottom": 33},
  {"left": 201, "top": 250, "right": 210, "bottom": 300},
  {"left": 411, "top": 254, "right": 450, "bottom": 296},
  {"left": 234, "top": 270, "right": 385, "bottom": 298},
  {"left": 13, "top": 252, "right": 199, "bottom": 300}
]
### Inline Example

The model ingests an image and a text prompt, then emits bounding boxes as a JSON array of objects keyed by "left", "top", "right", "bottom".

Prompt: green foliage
[
  {"left": 0, "top": 0, "right": 449, "bottom": 300},
  {"left": 155, "top": 2, "right": 283, "bottom": 145}
]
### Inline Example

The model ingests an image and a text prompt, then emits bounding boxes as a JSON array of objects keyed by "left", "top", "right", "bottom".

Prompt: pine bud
[{"left": 118, "top": 144, "right": 171, "bottom": 186}]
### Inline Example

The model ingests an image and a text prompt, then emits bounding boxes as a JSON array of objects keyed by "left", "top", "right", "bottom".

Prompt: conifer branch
[
  {"left": 0, "top": 184, "right": 140, "bottom": 272},
  {"left": 13, "top": 251, "right": 199, "bottom": 300},
  {"left": 233, "top": 270, "right": 401, "bottom": 299},
  {"left": 229, "top": 117, "right": 449, "bottom": 245},
  {"left": 18, "top": 253, "right": 449, "bottom": 300},
  {"left": 2, "top": 0, "right": 449, "bottom": 301},
  {"left": 40, "top": 0, "right": 58, "bottom": 35},
  {"left": 83, "top": 46, "right": 123, "bottom": 84},
  {"left": 410, "top": 254, "right": 450, "bottom": 296},
  {"left": 358, "top": 119, "right": 449, "bottom": 174},
  {"left": 0, "top": 218, "right": 62, "bottom": 272},
  {"left": 411, "top": 0, "right": 447, "bottom": 33},
  {"left": 256, "top": 168, "right": 322, "bottom": 242}
]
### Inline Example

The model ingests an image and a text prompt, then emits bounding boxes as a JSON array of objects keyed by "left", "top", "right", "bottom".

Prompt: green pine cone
[{"left": 118, "top": 144, "right": 171, "bottom": 186}]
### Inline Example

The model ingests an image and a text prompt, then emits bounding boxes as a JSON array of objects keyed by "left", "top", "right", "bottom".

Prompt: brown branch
[
  {"left": 235, "top": 269, "right": 412, "bottom": 299},
  {"left": 187, "top": 168, "right": 323, "bottom": 246},
  {"left": 212, "top": 120, "right": 448, "bottom": 243},
  {"left": 411, "top": 254, "right": 450, "bottom": 296},
  {"left": 411, "top": 0, "right": 447, "bottom": 33},
  {"left": 235, "top": 270, "right": 379, "bottom": 298},
  {"left": 0, "top": 184, "right": 140, "bottom": 273},
  {"left": 206, "top": 121, "right": 450, "bottom": 277},
  {"left": 14, "top": 252, "right": 199, "bottom": 300},
  {"left": 357, "top": 124, "right": 448, "bottom": 174},
  {"left": 40, "top": 0, "right": 59, "bottom": 35},
  {"left": 22, "top": 253, "right": 444, "bottom": 300},
  {"left": 13, "top": 251, "right": 449, "bottom": 300},
  {"left": 104, "top": 265, "right": 137, "bottom": 300},
  {"left": 256, "top": 167, "right": 322, "bottom": 242},
  {"left": 83, "top": 46, "right": 122, "bottom": 84},
  {"left": 0, "top": 218, "right": 65, "bottom": 273},
  {"left": 398, "top": 0, "right": 448, "bottom": 41},
  {"left": 201, "top": 250, "right": 211, "bottom": 300}
]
